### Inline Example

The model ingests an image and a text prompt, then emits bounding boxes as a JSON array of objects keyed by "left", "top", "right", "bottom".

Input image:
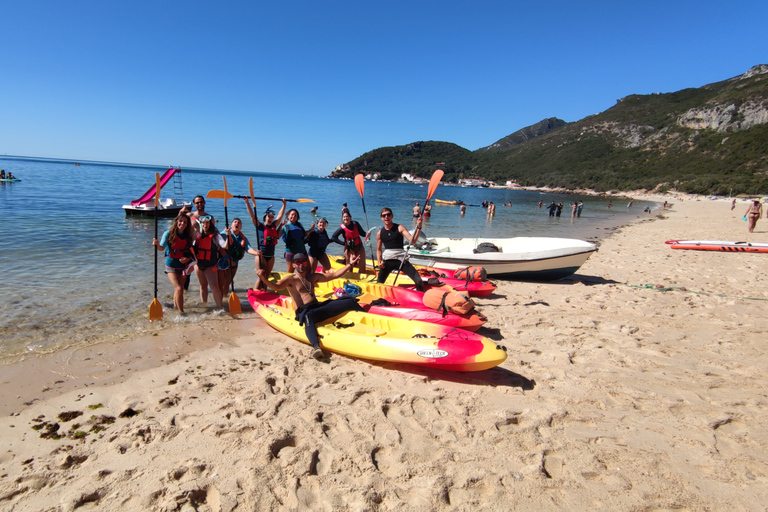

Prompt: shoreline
[{"left": 2, "top": 198, "right": 768, "bottom": 510}]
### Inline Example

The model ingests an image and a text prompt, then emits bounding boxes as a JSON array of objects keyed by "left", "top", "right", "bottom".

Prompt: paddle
[
  {"left": 207, "top": 190, "right": 315, "bottom": 203},
  {"left": 354, "top": 174, "right": 377, "bottom": 273},
  {"left": 222, "top": 176, "right": 242, "bottom": 314},
  {"left": 149, "top": 172, "right": 163, "bottom": 321},
  {"left": 392, "top": 169, "right": 444, "bottom": 286}
]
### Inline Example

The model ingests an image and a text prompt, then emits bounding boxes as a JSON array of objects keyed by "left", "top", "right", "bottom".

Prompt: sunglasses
[
  {"left": 294, "top": 260, "right": 308, "bottom": 265},
  {"left": 381, "top": 213, "right": 393, "bottom": 218}
]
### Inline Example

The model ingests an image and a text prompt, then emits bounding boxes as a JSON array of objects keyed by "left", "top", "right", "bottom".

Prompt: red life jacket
[
  {"left": 341, "top": 222, "right": 362, "bottom": 249},
  {"left": 196, "top": 234, "right": 218, "bottom": 265},
  {"left": 262, "top": 224, "right": 279, "bottom": 246},
  {"left": 168, "top": 235, "right": 189, "bottom": 260}
]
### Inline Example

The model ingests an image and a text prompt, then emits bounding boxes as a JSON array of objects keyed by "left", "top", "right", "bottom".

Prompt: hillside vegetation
[{"left": 332, "top": 65, "right": 768, "bottom": 195}]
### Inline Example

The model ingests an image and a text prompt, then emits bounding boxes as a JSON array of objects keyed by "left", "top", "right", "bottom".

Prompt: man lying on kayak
[{"left": 256, "top": 252, "right": 364, "bottom": 361}]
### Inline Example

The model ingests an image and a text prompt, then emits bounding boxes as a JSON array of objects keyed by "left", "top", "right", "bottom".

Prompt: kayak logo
[{"left": 417, "top": 349, "right": 449, "bottom": 359}]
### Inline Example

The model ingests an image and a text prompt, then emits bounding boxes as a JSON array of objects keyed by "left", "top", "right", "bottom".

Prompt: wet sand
[{"left": 2, "top": 197, "right": 767, "bottom": 511}]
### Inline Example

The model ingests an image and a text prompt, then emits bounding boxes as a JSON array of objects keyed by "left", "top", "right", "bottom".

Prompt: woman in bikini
[
  {"left": 746, "top": 200, "right": 763, "bottom": 233},
  {"left": 245, "top": 198, "right": 286, "bottom": 290}
]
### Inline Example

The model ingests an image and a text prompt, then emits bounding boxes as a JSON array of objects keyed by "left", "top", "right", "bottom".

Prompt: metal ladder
[{"left": 172, "top": 168, "right": 184, "bottom": 203}]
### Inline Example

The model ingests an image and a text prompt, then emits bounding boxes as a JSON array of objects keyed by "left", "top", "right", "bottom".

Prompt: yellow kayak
[{"left": 247, "top": 289, "right": 507, "bottom": 371}]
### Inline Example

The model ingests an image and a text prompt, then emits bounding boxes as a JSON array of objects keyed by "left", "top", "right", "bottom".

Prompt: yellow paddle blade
[
  {"left": 206, "top": 189, "right": 234, "bottom": 199},
  {"left": 222, "top": 176, "right": 229, "bottom": 207},
  {"left": 149, "top": 298, "right": 163, "bottom": 321},
  {"left": 295, "top": 198, "right": 316, "bottom": 203},
  {"left": 228, "top": 292, "right": 242, "bottom": 314}
]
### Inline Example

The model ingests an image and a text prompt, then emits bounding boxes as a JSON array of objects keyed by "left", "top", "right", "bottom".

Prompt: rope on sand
[{"left": 625, "top": 283, "right": 768, "bottom": 302}]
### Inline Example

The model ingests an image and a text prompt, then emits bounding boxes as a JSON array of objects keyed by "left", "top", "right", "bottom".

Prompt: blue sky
[{"left": 3, "top": 1, "right": 766, "bottom": 175}]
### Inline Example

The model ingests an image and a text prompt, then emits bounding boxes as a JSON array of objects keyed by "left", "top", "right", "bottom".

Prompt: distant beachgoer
[
  {"left": 256, "top": 253, "right": 364, "bottom": 361},
  {"left": 194, "top": 215, "right": 228, "bottom": 309},
  {"left": 331, "top": 210, "right": 367, "bottom": 273},
  {"left": 460, "top": 203, "right": 467, "bottom": 215},
  {"left": 627, "top": 199, "right": 634, "bottom": 210},
  {"left": 548, "top": 201, "right": 557, "bottom": 217},
  {"left": 746, "top": 200, "right": 762, "bottom": 233},
  {"left": 423, "top": 202, "right": 432, "bottom": 218},
  {"left": 608, "top": 201, "right": 613, "bottom": 209},
  {"left": 570, "top": 202, "right": 578, "bottom": 218},
  {"left": 0, "top": 170, "right": 5, "bottom": 179},
  {"left": 244, "top": 197, "right": 287, "bottom": 291},
  {"left": 538, "top": 201, "right": 543, "bottom": 208},
  {"left": 305, "top": 217, "right": 332, "bottom": 273},
  {"left": 413, "top": 203, "right": 421, "bottom": 218},
  {"left": 310, "top": 206, "right": 318, "bottom": 217},
  {"left": 577, "top": 201, "right": 583, "bottom": 217},
  {"left": 153, "top": 214, "right": 195, "bottom": 314},
  {"left": 556, "top": 203, "right": 563, "bottom": 218},
  {"left": 731, "top": 199, "right": 736, "bottom": 211},
  {"left": 282, "top": 209, "right": 308, "bottom": 273}
]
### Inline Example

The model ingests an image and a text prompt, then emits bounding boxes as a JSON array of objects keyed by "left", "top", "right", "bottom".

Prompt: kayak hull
[
  {"left": 667, "top": 240, "right": 768, "bottom": 253},
  {"left": 247, "top": 290, "right": 506, "bottom": 371}
]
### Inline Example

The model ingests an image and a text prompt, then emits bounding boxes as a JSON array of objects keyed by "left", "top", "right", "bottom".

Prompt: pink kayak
[{"left": 269, "top": 274, "right": 487, "bottom": 331}]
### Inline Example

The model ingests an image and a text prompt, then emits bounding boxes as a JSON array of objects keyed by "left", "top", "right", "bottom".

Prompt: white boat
[
  {"left": 122, "top": 197, "right": 189, "bottom": 217},
  {"left": 409, "top": 237, "right": 597, "bottom": 281}
]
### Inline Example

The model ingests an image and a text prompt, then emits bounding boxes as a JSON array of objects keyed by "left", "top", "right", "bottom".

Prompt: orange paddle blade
[
  {"left": 223, "top": 176, "right": 229, "bottom": 207},
  {"left": 249, "top": 177, "right": 255, "bottom": 207},
  {"left": 295, "top": 198, "right": 316, "bottom": 203},
  {"left": 149, "top": 298, "right": 163, "bottom": 321},
  {"left": 426, "top": 169, "right": 444, "bottom": 201},
  {"left": 154, "top": 172, "right": 161, "bottom": 208},
  {"left": 228, "top": 291, "right": 242, "bottom": 314},
  {"left": 206, "top": 189, "right": 234, "bottom": 199},
  {"left": 354, "top": 173, "right": 365, "bottom": 197}
]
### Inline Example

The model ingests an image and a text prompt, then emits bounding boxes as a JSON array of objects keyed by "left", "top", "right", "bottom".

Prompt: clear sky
[{"left": 2, "top": 1, "right": 766, "bottom": 175}]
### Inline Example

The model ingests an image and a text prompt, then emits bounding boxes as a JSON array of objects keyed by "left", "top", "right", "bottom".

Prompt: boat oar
[
  {"left": 354, "top": 174, "right": 377, "bottom": 273},
  {"left": 221, "top": 177, "right": 242, "bottom": 314},
  {"left": 207, "top": 190, "right": 315, "bottom": 203},
  {"left": 393, "top": 169, "right": 444, "bottom": 286},
  {"left": 149, "top": 172, "right": 163, "bottom": 321}
]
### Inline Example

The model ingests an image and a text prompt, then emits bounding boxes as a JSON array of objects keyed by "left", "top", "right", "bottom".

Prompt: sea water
[{"left": 0, "top": 156, "right": 654, "bottom": 362}]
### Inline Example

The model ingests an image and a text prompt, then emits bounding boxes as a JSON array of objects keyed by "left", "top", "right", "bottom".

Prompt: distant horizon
[{"left": 0, "top": 154, "right": 327, "bottom": 178}]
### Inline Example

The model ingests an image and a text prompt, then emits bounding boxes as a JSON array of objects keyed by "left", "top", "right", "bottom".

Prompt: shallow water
[{"left": 0, "top": 156, "right": 655, "bottom": 362}]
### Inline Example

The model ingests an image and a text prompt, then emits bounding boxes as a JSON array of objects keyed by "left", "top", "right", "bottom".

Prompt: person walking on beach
[
  {"left": 745, "top": 200, "right": 762, "bottom": 233},
  {"left": 245, "top": 198, "right": 287, "bottom": 291},
  {"left": 153, "top": 214, "right": 196, "bottom": 315},
  {"left": 731, "top": 199, "right": 736, "bottom": 211},
  {"left": 305, "top": 217, "right": 332, "bottom": 273},
  {"left": 331, "top": 210, "right": 367, "bottom": 273},
  {"left": 282, "top": 209, "right": 308, "bottom": 273},
  {"left": 376, "top": 207, "right": 425, "bottom": 292},
  {"left": 548, "top": 201, "right": 557, "bottom": 217},
  {"left": 256, "top": 253, "right": 364, "bottom": 361},
  {"left": 194, "top": 215, "right": 228, "bottom": 309}
]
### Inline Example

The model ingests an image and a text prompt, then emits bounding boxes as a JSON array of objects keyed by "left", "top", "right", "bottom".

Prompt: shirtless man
[
  {"left": 256, "top": 252, "right": 364, "bottom": 360},
  {"left": 412, "top": 202, "right": 421, "bottom": 218}
]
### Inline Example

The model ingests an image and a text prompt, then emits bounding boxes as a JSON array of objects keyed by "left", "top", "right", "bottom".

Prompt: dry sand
[{"left": 2, "top": 198, "right": 768, "bottom": 511}]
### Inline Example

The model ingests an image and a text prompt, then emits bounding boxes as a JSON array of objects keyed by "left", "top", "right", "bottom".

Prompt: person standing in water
[
  {"left": 153, "top": 214, "right": 196, "bottom": 315},
  {"left": 244, "top": 198, "right": 287, "bottom": 290},
  {"left": 194, "top": 215, "right": 228, "bottom": 309},
  {"left": 256, "top": 253, "right": 364, "bottom": 361}
]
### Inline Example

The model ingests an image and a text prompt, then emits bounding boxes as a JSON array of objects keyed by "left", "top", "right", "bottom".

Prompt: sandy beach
[{"left": 2, "top": 197, "right": 768, "bottom": 511}]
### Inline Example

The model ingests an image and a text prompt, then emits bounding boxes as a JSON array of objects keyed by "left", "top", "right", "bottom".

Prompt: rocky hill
[{"left": 331, "top": 65, "right": 768, "bottom": 195}]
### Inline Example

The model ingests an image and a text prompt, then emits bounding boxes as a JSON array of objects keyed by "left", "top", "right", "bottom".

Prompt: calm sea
[{"left": 0, "top": 156, "right": 655, "bottom": 362}]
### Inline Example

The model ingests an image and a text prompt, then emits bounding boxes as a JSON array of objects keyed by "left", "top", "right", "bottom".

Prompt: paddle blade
[
  {"left": 206, "top": 189, "right": 234, "bottom": 199},
  {"left": 154, "top": 172, "right": 161, "bottom": 208},
  {"left": 354, "top": 174, "right": 365, "bottom": 197},
  {"left": 222, "top": 176, "right": 229, "bottom": 207},
  {"left": 426, "top": 169, "right": 444, "bottom": 201},
  {"left": 249, "top": 178, "right": 255, "bottom": 207},
  {"left": 149, "top": 298, "right": 163, "bottom": 321},
  {"left": 228, "top": 292, "right": 242, "bottom": 314},
  {"left": 295, "top": 198, "right": 316, "bottom": 203}
]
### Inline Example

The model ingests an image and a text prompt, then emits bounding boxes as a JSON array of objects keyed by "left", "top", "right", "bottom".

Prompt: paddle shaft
[{"left": 354, "top": 174, "right": 377, "bottom": 273}]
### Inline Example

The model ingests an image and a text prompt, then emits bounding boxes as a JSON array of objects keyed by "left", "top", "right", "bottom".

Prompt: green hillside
[{"left": 332, "top": 65, "right": 768, "bottom": 195}]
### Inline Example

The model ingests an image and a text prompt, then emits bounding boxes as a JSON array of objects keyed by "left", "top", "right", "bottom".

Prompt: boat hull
[
  {"left": 122, "top": 199, "right": 190, "bottom": 218},
  {"left": 247, "top": 290, "right": 506, "bottom": 371},
  {"left": 409, "top": 237, "right": 597, "bottom": 281}
]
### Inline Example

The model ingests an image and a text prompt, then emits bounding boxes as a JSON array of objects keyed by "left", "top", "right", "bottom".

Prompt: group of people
[
  {"left": 0, "top": 170, "right": 17, "bottom": 179},
  {"left": 153, "top": 195, "right": 426, "bottom": 360},
  {"left": 544, "top": 200, "right": 583, "bottom": 218}
]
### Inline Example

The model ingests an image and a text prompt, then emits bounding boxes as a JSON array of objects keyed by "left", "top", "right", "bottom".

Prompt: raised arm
[
  {"left": 244, "top": 197, "right": 261, "bottom": 228},
  {"left": 273, "top": 199, "right": 288, "bottom": 226},
  {"left": 316, "top": 254, "right": 357, "bottom": 283}
]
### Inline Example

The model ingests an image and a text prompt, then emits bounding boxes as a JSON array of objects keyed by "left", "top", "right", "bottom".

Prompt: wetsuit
[
  {"left": 330, "top": 221, "right": 365, "bottom": 251},
  {"left": 306, "top": 228, "right": 331, "bottom": 259},
  {"left": 377, "top": 223, "right": 424, "bottom": 292},
  {"left": 295, "top": 296, "right": 364, "bottom": 349}
]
